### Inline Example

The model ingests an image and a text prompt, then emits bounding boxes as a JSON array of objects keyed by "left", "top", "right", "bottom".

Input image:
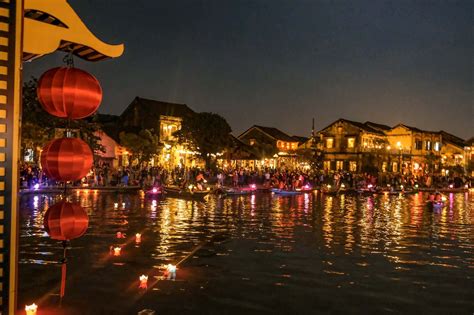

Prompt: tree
[
  {"left": 119, "top": 129, "right": 161, "bottom": 167},
  {"left": 174, "top": 112, "right": 232, "bottom": 169},
  {"left": 21, "top": 77, "right": 105, "bottom": 162}
]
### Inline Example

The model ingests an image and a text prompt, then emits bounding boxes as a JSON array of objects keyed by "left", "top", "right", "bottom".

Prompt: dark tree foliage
[
  {"left": 119, "top": 129, "right": 161, "bottom": 167},
  {"left": 174, "top": 112, "right": 232, "bottom": 169},
  {"left": 21, "top": 77, "right": 104, "bottom": 162}
]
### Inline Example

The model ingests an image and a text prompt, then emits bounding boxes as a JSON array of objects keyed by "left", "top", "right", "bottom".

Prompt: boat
[
  {"left": 426, "top": 200, "right": 444, "bottom": 210},
  {"left": 164, "top": 186, "right": 209, "bottom": 200},
  {"left": 221, "top": 185, "right": 257, "bottom": 196},
  {"left": 145, "top": 186, "right": 163, "bottom": 196},
  {"left": 271, "top": 188, "right": 303, "bottom": 196}
]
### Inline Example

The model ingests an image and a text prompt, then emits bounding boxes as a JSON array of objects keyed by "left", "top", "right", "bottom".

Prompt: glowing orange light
[
  {"left": 25, "top": 303, "right": 38, "bottom": 315},
  {"left": 116, "top": 232, "right": 125, "bottom": 239},
  {"left": 135, "top": 233, "right": 142, "bottom": 244},
  {"left": 113, "top": 247, "right": 121, "bottom": 256},
  {"left": 139, "top": 275, "right": 148, "bottom": 289}
]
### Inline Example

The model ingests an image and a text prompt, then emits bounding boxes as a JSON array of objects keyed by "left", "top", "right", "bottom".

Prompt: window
[
  {"left": 392, "top": 162, "right": 398, "bottom": 172},
  {"left": 326, "top": 138, "right": 334, "bottom": 148},
  {"left": 382, "top": 162, "right": 387, "bottom": 172},
  {"left": 324, "top": 160, "right": 331, "bottom": 171},
  {"left": 347, "top": 138, "right": 355, "bottom": 148},
  {"left": 336, "top": 161, "right": 344, "bottom": 171},
  {"left": 425, "top": 140, "right": 431, "bottom": 151},
  {"left": 350, "top": 161, "right": 357, "bottom": 172},
  {"left": 434, "top": 142, "right": 441, "bottom": 151},
  {"left": 415, "top": 139, "right": 422, "bottom": 150}
]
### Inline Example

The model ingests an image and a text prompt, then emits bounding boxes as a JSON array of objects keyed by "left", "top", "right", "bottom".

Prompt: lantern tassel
[
  {"left": 60, "top": 262, "right": 67, "bottom": 298},
  {"left": 60, "top": 241, "right": 68, "bottom": 300}
]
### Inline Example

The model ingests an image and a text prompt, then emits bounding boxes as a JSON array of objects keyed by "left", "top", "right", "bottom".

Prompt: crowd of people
[{"left": 20, "top": 162, "right": 471, "bottom": 191}]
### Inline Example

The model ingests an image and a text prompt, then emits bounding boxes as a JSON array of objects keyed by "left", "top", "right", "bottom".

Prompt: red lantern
[
  {"left": 41, "top": 138, "right": 93, "bottom": 182},
  {"left": 37, "top": 67, "right": 102, "bottom": 119},
  {"left": 44, "top": 201, "right": 89, "bottom": 241}
]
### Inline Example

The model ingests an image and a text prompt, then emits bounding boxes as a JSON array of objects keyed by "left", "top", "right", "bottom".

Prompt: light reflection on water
[{"left": 18, "top": 191, "right": 473, "bottom": 314}]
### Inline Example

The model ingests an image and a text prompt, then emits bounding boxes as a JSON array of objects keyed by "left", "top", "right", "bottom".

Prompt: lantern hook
[{"left": 63, "top": 49, "right": 75, "bottom": 67}]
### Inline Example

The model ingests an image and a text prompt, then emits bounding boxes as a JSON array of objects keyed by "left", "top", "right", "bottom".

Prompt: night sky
[{"left": 24, "top": 0, "right": 473, "bottom": 139}]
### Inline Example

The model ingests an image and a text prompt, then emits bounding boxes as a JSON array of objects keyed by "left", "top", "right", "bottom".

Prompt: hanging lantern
[
  {"left": 37, "top": 67, "right": 102, "bottom": 119},
  {"left": 44, "top": 201, "right": 89, "bottom": 241},
  {"left": 41, "top": 138, "right": 93, "bottom": 182}
]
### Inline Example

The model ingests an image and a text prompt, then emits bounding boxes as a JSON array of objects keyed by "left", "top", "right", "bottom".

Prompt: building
[
  {"left": 384, "top": 124, "right": 442, "bottom": 174},
  {"left": 316, "top": 119, "right": 468, "bottom": 175},
  {"left": 217, "top": 136, "right": 259, "bottom": 169},
  {"left": 238, "top": 125, "right": 300, "bottom": 169},
  {"left": 96, "top": 97, "right": 201, "bottom": 169},
  {"left": 439, "top": 131, "right": 469, "bottom": 174},
  {"left": 317, "top": 119, "right": 388, "bottom": 173}
]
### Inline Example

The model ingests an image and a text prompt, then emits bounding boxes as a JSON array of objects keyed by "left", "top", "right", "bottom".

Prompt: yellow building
[
  {"left": 317, "top": 119, "right": 389, "bottom": 173},
  {"left": 385, "top": 124, "right": 442, "bottom": 174}
]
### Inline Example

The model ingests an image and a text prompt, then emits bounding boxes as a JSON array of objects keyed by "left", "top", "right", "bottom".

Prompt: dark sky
[{"left": 24, "top": 0, "right": 473, "bottom": 139}]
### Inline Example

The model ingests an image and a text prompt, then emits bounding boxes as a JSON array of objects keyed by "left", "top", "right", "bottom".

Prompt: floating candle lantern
[
  {"left": 449, "top": 184, "right": 454, "bottom": 189},
  {"left": 139, "top": 275, "right": 148, "bottom": 289},
  {"left": 114, "top": 203, "right": 118, "bottom": 209},
  {"left": 135, "top": 233, "right": 142, "bottom": 244},
  {"left": 166, "top": 264, "right": 177, "bottom": 280},
  {"left": 25, "top": 303, "right": 38, "bottom": 315},
  {"left": 122, "top": 202, "right": 126, "bottom": 208},
  {"left": 116, "top": 232, "right": 126, "bottom": 239},
  {"left": 113, "top": 247, "right": 121, "bottom": 256},
  {"left": 340, "top": 183, "right": 345, "bottom": 189}
]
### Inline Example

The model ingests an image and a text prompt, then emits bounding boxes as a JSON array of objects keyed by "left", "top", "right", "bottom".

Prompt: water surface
[{"left": 19, "top": 191, "right": 474, "bottom": 314}]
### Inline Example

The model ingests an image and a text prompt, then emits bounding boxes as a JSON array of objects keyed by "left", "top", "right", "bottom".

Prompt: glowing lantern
[
  {"left": 139, "top": 275, "right": 148, "bottom": 289},
  {"left": 44, "top": 201, "right": 89, "bottom": 241},
  {"left": 40, "top": 138, "right": 93, "bottom": 182},
  {"left": 166, "top": 264, "right": 177, "bottom": 280},
  {"left": 113, "top": 247, "right": 121, "bottom": 256},
  {"left": 37, "top": 67, "right": 102, "bottom": 119},
  {"left": 135, "top": 233, "right": 142, "bottom": 244},
  {"left": 25, "top": 303, "right": 38, "bottom": 315},
  {"left": 116, "top": 232, "right": 125, "bottom": 239},
  {"left": 114, "top": 203, "right": 118, "bottom": 209},
  {"left": 122, "top": 202, "right": 126, "bottom": 208}
]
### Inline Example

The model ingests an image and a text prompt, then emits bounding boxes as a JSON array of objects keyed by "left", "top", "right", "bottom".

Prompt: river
[{"left": 18, "top": 190, "right": 474, "bottom": 314}]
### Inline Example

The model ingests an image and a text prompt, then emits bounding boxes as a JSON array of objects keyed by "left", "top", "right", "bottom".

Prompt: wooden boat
[
  {"left": 144, "top": 186, "right": 164, "bottom": 196},
  {"left": 271, "top": 188, "right": 303, "bottom": 196},
  {"left": 426, "top": 200, "right": 444, "bottom": 210},
  {"left": 220, "top": 184, "right": 258, "bottom": 196},
  {"left": 164, "top": 186, "right": 209, "bottom": 200}
]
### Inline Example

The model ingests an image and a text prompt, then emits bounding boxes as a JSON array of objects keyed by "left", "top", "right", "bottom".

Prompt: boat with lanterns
[
  {"left": 164, "top": 185, "right": 210, "bottom": 200},
  {"left": 144, "top": 186, "right": 164, "bottom": 197}
]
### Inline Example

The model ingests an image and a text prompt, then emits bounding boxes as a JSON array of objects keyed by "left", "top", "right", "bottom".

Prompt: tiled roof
[
  {"left": 292, "top": 135, "right": 309, "bottom": 144},
  {"left": 252, "top": 125, "right": 298, "bottom": 142},
  {"left": 119, "top": 97, "right": 194, "bottom": 130},
  {"left": 320, "top": 119, "right": 386, "bottom": 135},
  {"left": 364, "top": 121, "right": 391, "bottom": 131},
  {"left": 440, "top": 130, "right": 466, "bottom": 148}
]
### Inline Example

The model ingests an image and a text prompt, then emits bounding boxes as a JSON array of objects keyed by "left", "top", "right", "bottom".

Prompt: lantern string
[
  {"left": 60, "top": 240, "right": 68, "bottom": 305},
  {"left": 63, "top": 49, "right": 75, "bottom": 68}
]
